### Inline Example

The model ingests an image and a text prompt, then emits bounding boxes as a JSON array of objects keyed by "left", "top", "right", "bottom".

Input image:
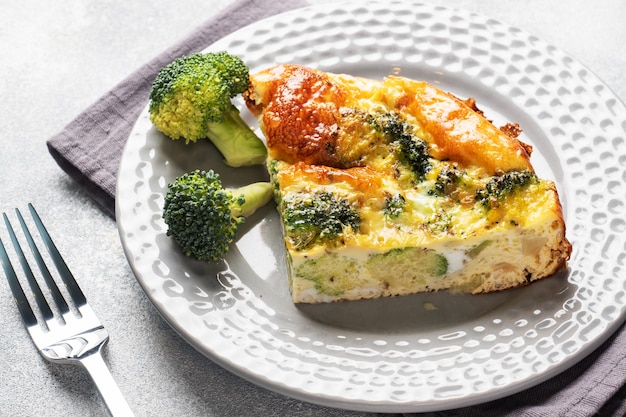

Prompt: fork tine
[
  {"left": 0, "top": 233, "right": 38, "bottom": 326},
  {"left": 4, "top": 205, "right": 135, "bottom": 416},
  {"left": 15, "top": 207, "right": 71, "bottom": 315},
  {"left": 27, "top": 204, "right": 87, "bottom": 307},
  {"left": 3, "top": 212, "right": 55, "bottom": 321}
]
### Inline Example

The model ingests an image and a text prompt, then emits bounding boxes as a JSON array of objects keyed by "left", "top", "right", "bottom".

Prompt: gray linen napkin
[
  {"left": 45, "top": 0, "right": 626, "bottom": 415},
  {"left": 46, "top": 0, "right": 308, "bottom": 217}
]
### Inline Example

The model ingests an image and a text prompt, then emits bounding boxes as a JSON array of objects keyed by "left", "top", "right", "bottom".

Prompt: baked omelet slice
[{"left": 244, "top": 64, "right": 572, "bottom": 303}]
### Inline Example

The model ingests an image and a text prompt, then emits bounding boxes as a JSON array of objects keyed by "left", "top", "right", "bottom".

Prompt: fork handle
[{"left": 80, "top": 350, "right": 135, "bottom": 417}]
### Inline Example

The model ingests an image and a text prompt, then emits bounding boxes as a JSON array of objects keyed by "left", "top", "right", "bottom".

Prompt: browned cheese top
[{"left": 244, "top": 64, "right": 533, "bottom": 176}]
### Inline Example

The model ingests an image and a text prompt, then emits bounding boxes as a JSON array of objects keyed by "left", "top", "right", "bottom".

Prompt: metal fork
[{"left": 0, "top": 204, "right": 134, "bottom": 417}]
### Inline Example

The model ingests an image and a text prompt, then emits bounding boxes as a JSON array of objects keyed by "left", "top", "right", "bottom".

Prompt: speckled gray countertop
[{"left": 1, "top": 1, "right": 625, "bottom": 416}]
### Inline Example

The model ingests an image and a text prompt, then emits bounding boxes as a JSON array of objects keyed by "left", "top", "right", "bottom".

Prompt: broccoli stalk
[
  {"left": 162, "top": 169, "right": 273, "bottom": 262},
  {"left": 149, "top": 52, "right": 267, "bottom": 167},
  {"left": 205, "top": 104, "right": 267, "bottom": 168},
  {"left": 230, "top": 181, "right": 274, "bottom": 218}
]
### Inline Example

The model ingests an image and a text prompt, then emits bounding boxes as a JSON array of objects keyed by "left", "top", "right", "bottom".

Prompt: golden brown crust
[
  {"left": 244, "top": 64, "right": 347, "bottom": 167},
  {"left": 246, "top": 64, "right": 534, "bottom": 175},
  {"left": 276, "top": 162, "right": 382, "bottom": 201},
  {"left": 381, "top": 77, "right": 533, "bottom": 174}
]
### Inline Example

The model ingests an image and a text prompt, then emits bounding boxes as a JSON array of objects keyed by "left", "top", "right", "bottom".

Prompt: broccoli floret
[
  {"left": 383, "top": 193, "right": 406, "bottom": 219},
  {"left": 429, "top": 164, "right": 467, "bottom": 197},
  {"left": 162, "top": 169, "right": 273, "bottom": 261},
  {"left": 149, "top": 52, "right": 267, "bottom": 167},
  {"left": 282, "top": 191, "right": 360, "bottom": 251},
  {"left": 202, "top": 51, "right": 250, "bottom": 95},
  {"left": 371, "top": 112, "right": 432, "bottom": 181},
  {"left": 365, "top": 247, "right": 448, "bottom": 289},
  {"left": 475, "top": 170, "right": 538, "bottom": 209},
  {"left": 295, "top": 253, "right": 361, "bottom": 297}
]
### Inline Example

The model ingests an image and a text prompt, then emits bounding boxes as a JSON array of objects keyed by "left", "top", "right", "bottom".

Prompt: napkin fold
[
  {"left": 46, "top": 0, "right": 626, "bottom": 415},
  {"left": 47, "top": 0, "right": 308, "bottom": 217}
]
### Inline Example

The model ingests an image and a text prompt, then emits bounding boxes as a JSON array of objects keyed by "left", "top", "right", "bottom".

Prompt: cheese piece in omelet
[{"left": 244, "top": 64, "right": 572, "bottom": 303}]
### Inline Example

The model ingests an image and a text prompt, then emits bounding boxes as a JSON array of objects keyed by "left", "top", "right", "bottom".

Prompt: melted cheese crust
[
  {"left": 246, "top": 64, "right": 533, "bottom": 174},
  {"left": 245, "top": 64, "right": 572, "bottom": 303}
]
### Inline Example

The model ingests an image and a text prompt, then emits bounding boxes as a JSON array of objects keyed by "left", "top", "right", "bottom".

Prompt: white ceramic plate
[{"left": 116, "top": 1, "right": 626, "bottom": 412}]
